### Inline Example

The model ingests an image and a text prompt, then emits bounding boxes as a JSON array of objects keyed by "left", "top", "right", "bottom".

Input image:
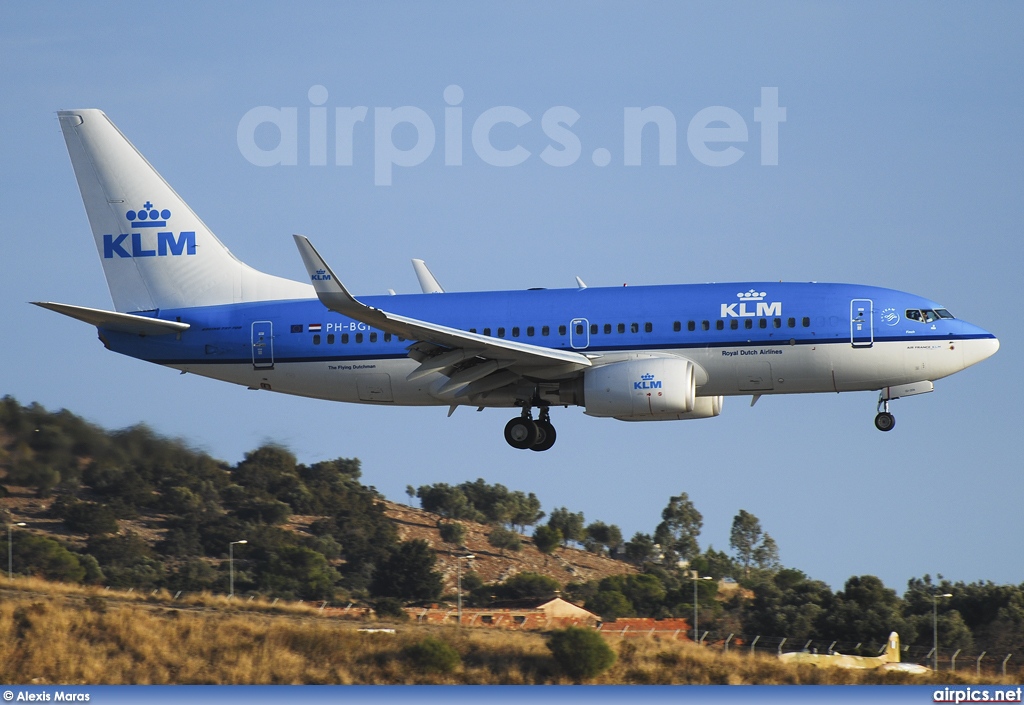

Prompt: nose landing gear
[
  {"left": 504, "top": 407, "right": 557, "bottom": 451},
  {"left": 874, "top": 395, "right": 896, "bottom": 432}
]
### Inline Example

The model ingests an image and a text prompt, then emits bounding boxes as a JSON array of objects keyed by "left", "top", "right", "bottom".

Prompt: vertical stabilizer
[
  {"left": 885, "top": 632, "right": 900, "bottom": 663},
  {"left": 58, "top": 109, "right": 311, "bottom": 312}
]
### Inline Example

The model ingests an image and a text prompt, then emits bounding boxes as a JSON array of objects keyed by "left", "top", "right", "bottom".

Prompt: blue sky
[{"left": 1, "top": 2, "right": 1021, "bottom": 594}]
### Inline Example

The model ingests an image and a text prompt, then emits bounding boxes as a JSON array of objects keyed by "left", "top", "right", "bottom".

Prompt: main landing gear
[
  {"left": 504, "top": 407, "right": 557, "bottom": 451},
  {"left": 874, "top": 395, "right": 896, "bottom": 432}
]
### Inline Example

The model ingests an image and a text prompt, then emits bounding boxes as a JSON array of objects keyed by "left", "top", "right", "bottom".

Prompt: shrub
[
  {"left": 546, "top": 627, "right": 616, "bottom": 682},
  {"left": 374, "top": 597, "right": 409, "bottom": 621},
  {"left": 403, "top": 637, "right": 461, "bottom": 674}
]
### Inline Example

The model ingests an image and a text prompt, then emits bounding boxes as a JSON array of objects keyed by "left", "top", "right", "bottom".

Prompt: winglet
[
  {"left": 575, "top": 276, "right": 587, "bottom": 289},
  {"left": 292, "top": 235, "right": 387, "bottom": 327},
  {"left": 412, "top": 259, "right": 444, "bottom": 293}
]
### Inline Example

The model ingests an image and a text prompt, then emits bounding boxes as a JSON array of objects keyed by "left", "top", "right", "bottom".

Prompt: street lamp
[
  {"left": 933, "top": 591, "right": 953, "bottom": 671},
  {"left": 456, "top": 553, "right": 475, "bottom": 626},
  {"left": 8, "top": 522, "right": 26, "bottom": 579},
  {"left": 692, "top": 573, "right": 713, "bottom": 645},
  {"left": 229, "top": 540, "right": 247, "bottom": 598}
]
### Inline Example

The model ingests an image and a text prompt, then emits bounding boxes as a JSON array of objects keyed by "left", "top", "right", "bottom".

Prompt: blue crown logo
[
  {"left": 641, "top": 373, "right": 655, "bottom": 381},
  {"left": 737, "top": 289, "right": 766, "bottom": 301},
  {"left": 125, "top": 201, "right": 171, "bottom": 228}
]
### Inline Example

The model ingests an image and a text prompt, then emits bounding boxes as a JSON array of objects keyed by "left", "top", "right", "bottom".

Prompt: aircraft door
[
  {"left": 570, "top": 318, "right": 590, "bottom": 349},
  {"left": 850, "top": 299, "right": 873, "bottom": 348},
  {"left": 251, "top": 321, "right": 274, "bottom": 369}
]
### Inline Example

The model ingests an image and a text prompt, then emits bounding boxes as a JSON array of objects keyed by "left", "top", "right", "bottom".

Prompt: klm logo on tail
[{"left": 103, "top": 201, "right": 196, "bottom": 259}]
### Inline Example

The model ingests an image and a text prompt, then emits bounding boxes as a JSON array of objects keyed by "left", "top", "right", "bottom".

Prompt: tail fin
[
  {"left": 58, "top": 110, "right": 311, "bottom": 312},
  {"left": 884, "top": 632, "right": 900, "bottom": 663}
]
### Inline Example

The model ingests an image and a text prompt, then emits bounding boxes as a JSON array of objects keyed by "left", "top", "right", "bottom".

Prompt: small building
[{"left": 413, "top": 597, "right": 600, "bottom": 630}]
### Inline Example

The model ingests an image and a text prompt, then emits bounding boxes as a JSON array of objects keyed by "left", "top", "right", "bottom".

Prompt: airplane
[
  {"left": 779, "top": 632, "right": 930, "bottom": 674},
  {"left": 36, "top": 109, "right": 999, "bottom": 452}
]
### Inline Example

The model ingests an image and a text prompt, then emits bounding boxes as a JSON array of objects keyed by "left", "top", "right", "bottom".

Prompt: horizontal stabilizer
[{"left": 32, "top": 301, "right": 190, "bottom": 336}]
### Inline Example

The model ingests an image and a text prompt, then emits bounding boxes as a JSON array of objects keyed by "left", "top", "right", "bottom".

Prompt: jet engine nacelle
[{"left": 583, "top": 358, "right": 695, "bottom": 419}]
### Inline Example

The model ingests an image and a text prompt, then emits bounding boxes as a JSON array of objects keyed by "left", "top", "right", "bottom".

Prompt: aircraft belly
[
  {"left": 693, "top": 344, "right": 834, "bottom": 396},
  {"left": 173, "top": 359, "right": 444, "bottom": 406},
  {"left": 831, "top": 340, "right": 921, "bottom": 391}
]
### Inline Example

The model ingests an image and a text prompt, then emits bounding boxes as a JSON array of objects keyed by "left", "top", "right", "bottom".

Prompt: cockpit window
[{"left": 906, "top": 308, "right": 954, "bottom": 323}]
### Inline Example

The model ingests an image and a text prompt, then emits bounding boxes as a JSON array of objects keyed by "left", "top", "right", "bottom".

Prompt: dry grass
[{"left": 0, "top": 578, "right": 1016, "bottom": 685}]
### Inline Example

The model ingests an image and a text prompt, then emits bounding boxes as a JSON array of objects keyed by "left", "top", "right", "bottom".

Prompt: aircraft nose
[{"left": 961, "top": 326, "right": 999, "bottom": 369}]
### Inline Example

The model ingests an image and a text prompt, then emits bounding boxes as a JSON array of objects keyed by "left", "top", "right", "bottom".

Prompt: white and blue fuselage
[{"left": 40, "top": 110, "right": 999, "bottom": 450}]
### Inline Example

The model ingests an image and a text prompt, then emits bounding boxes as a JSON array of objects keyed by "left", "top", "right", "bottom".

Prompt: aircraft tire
[
  {"left": 530, "top": 420, "right": 557, "bottom": 452},
  {"left": 874, "top": 412, "right": 896, "bottom": 432},
  {"left": 505, "top": 417, "right": 539, "bottom": 449}
]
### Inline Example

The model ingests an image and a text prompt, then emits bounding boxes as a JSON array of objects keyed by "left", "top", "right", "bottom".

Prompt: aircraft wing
[
  {"left": 293, "top": 236, "right": 592, "bottom": 388},
  {"left": 32, "top": 301, "right": 190, "bottom": 336}
]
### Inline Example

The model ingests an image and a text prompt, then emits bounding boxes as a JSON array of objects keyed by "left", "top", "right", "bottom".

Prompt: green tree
[
  {"left": 547, "top": 507, "right": 585, "bottom": 546},
  {"left": 370, "top": 539, "right": 443, "bottom": 601},
  {"left": 623, "top": 532, "right": 658, "bottom": 566},
  {"left": 438, "top": 521, "right": 466, "bottom": 547},
  {"left": 11, "top": 533, "right": 86, "bottom": 582},
  {"left": 487, "top": 526, "right": 522, "bottom": 556},
  {"left": 547, "top": 627, "right": 617, "bottom": 682},
  {"left": 653, "top": 492, "right": 703, "bottom": 562},
  {"left": 403, "top": 637, "right": 461, "bottom": 674},
  {"left": 533, "top": 525, "right": 562, "bottom": 555},
  {"left": 585, "top": 521, "right": 623, "bottom": 556},
  {"left": 730, "top": 509, "right": 780, "bottom": 577},
  {"left": 492, "top": 572, "right": 560, "bottom": 601},
  {"left": 416, "top": 483, "right": 480, "bottom": 521}
]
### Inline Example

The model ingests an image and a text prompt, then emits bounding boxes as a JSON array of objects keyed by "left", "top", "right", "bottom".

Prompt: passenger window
[
  {"left": 542, "top": 326, "right": 550, "bottom": 336},
  {"left": 773, "top": 318, "right": 781, "bottom": 328},
  {"left": 787, "top": 317, "right": 795, "bottom": 328},
  {"left": 575, "top": 324, "right": 583, "bottom": 335},
  {"left": 701, "top": 320, "right": 710, "bottom": 331},
  {"left": 630, "top": 322, "right": 639, "bottom": 333},
  {"left": 342, "top": 333, "right": 349, "bottom": 344},
  {"left": 370, "top": 332, "right": 378, "bottom": 342},
  {"left": 590, "top": 324, "right": 597, "bottom": 335},
  {"left": 687, "top": 321, "right": 695, "bottom": 332},
  {"left": 673, "top": 321, "right": 681, "bottom": 332},
  {"left": 327, "top": 334, "right": 335, "bottom": 344},
  {"left": 730, "top": 319, "right": 738, "bottom": 330},
  {"left": 384, "top": 333, "right": 392, "bottom": 342},
  {"left": 759, "top": 319, "right": 767, "bottom": 329},
  {"left": 617, "top": 323, "right": 625, "bottom": 334},
  {"left": 802, "top": 317, "right": 810, "bottom": 327},
  {"left": 604, "top": 323, "right": 612, "bottom": 334},
  {"left": 644, "top": 322, "right": 652, "bottom": 333},
  {"left": 716, "top": 320, "right": 724, "bottom": 330},
  {"left": 512, "top": 327, "right": 520, "bottom": 337},
  {"left": 356, "top": 333, "right": 363, "bottom": 343},
  {"left": 497, "top": 327, "right": 506, "bottom": 337},
  {"left": 527, "top": 326, "right": 534, "bottom": 336},
  {"left": 484, "top": 327, "right": 491, "bottom": 336},
  {"left": 744, "top": 319, "right": 753, "bottom": 330},
  {"left": 470, "top": 328, "right": 477, "bottom": 334},
  {"left": 559, "top": 325, "right": 567, "bottom": 335},
  {"left": 313, "top": 334, "right": 321, "bottom": 345}
]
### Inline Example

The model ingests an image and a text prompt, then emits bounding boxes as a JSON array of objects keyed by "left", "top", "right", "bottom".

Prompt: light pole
[
  {"left": 457, "top": 554, "right": 475, "bottom": 626},
  {"left": 933, "top": 590, "right": 953, "bottom": 671},
  {"left": 8, "top": 522, "right": 25, "bottom": 579},
  {"left": 692, "top": 573, "right": 713, "bottom": 645},
  {"left": 229, "top": 540, "right": 247, "bottom": 598}
]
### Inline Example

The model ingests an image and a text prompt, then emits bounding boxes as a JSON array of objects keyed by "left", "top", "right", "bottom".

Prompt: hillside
[{"left": 380, "top": 500, "right": 634, "bottom": 592}]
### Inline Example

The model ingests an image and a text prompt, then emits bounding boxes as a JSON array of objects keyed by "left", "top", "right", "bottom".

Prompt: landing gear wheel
[
  {"left": 504, "top": 417, "right": 539, "bottom": 449},
  {"left": 874, "top": 412, "right": 896, "bottom": 432},
  {"left": 530, "top": 420, "right": 557, "bottom": 452}
]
